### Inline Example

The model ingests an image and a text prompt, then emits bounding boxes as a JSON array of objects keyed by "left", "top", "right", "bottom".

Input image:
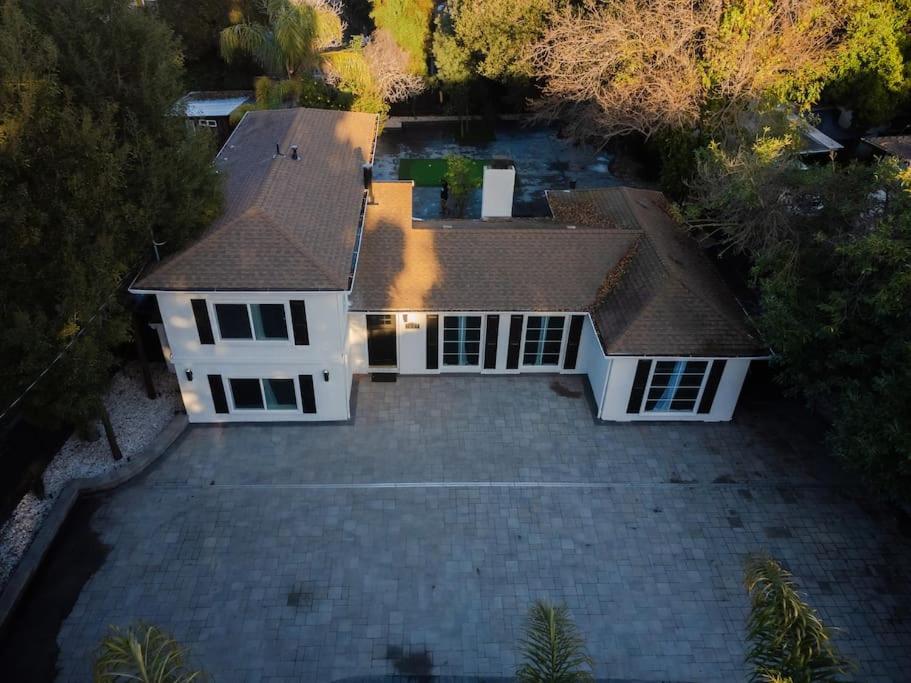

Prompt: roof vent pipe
[
  {"left": 291, "top": 145, "right": 299, "bottom": 161},
  {"left": 363, "top": 163, "right": 375, "bottom": 204},
  {"left": 274, "top": 142, "right": 283, "bottom": 158}
]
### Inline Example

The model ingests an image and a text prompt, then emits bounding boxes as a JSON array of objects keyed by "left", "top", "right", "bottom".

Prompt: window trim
[
  {"left": 213, "top": 302, "right": 291, "bottom": 343},
  {"left": 441, "top": 314, "right": 483, "bottom": 369},
  {"left": 638, "top": 358, "right": 714, "bottom": 415},
  {"left": 227, "top": 376, "right": 300, "bottom": 412},
  {"left": 519, "top": 314, "right": 568, "bottom": 370}
]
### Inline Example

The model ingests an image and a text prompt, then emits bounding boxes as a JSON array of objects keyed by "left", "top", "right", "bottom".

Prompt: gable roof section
[
  {"left": 134, "top": 108, "right": 378, "bottom": 291},
  {"left": 569, "top": 188, "right": 765, "bottom": 356},
  {"left": 352, "top": 183, "right": 764, "bottom": 357},
  {"left": 349, "top": 182, "right": 639, "bottom": 312}
]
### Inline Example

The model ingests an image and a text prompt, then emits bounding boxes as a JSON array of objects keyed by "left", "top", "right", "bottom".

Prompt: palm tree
[
  {"left": 517, "top": 601, "right": 594, "bottom": 682},
  {"left": 220, "top": 0, "right": 343, "bottom": 79},
  {"left": 744, "top": 555, "right": 852, "bottom": 683},
  {"left": 93, "top": 623, "right": 205, "bottom": 683}
]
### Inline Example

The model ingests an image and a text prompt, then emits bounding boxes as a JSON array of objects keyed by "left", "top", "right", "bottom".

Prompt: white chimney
[{"left": 481, "top": 162, "right": 515, "bottom": 219}]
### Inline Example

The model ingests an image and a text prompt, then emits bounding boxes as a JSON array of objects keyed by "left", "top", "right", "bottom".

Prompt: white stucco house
[{"left": 130, "top": 107, "right": 768, "bottom": 424}]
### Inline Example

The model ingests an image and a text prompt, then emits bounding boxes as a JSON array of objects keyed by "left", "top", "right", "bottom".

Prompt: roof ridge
[
  {"left": 589, "top": 234, "right": 668, "bottom": 349},
  {"left": 622, "top": 191, "right": 759, "bottom": 341},
  {"left": 588, "top": 235, "right": 645, "bottom": 310},
  {"left": 248, "top": 206, "right": 344, "bottom": 288}
]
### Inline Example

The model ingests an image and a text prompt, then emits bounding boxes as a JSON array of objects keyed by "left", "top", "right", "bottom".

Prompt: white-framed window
[
  {"left": 197, "top": 119, "right": 218, "bottom": 128},
  {"left": 522, "top": 315, "right": 565, "bottom": 366},
  {"left": 442, "top": 315, "right": 482, "bottom": 366},
  {"left": 228, "top": 377, "right": 298, "bottom": 411},
  {"left": 642, "top": 360, "right": 710, "bottom": 413},
  {"left": 214, "top": 303, "right": 288, "bottom": 341}
]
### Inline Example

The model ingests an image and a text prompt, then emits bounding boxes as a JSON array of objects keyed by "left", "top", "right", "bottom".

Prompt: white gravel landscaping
[{"left": 0, "top": 363, "right": 180, "bottom": 592}]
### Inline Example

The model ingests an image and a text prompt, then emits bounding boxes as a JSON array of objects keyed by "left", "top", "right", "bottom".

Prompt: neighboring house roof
[
  {"left": 863, "top": 135, "right": 911, "bottom": 162},
  {"left": 795, "top": 121, "right": 843, "bottom": 156},
  {"left": 351, "top": 183, "right": 765, "bottom": 357},
  {"left": 176, "top": 91, "right": 253, "bottom": 118},
  {"left": 134, "top": 108, "right": 378, "bottom": 291}
]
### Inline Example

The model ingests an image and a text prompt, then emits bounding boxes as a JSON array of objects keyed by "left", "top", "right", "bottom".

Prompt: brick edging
[{"left": 0, "top": 413, "right": 189, "bottom": 635}]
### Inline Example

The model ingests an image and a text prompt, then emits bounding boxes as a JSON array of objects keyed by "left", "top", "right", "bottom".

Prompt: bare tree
[
  {"left": 531, "top": 0, "right": 842, "bottom": 144},
  {"left": 363, "top": 29, "right": 426, "bottom": 103}
]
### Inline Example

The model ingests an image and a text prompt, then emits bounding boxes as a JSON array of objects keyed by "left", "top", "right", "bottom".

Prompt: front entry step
[{"left": 371, "top": 373, "right": 397, "bottom": 383}]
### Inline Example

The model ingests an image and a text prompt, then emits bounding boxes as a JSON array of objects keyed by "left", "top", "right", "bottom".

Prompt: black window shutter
[
  {"left": 506, "top": 315, "right": 523, "bottom": 369},
  {"left": 483, "top": 315, "right": 500, "bottom": 369},
  {"left": 627, "top": 360, "right": 652, "bottom": 414},
  {"left": 289, "top": 301, "right": 310, "bottom": 345},
  {"left": 207, "top": 374, "right": 229, "bottom": 414},
  {"left": 698, "top": 360, "right": 727, "bottom": 414},
  {"left": 191, "top": 299, "right": 215, "bottom": 345},
  {"left": 563, "top": 315, "right": 585, "bottom": 370},
  {"left": 298, "top": 375, "right": 316, "bottom": 413},
  {"left": 426, "top": 315, "right": 439, "bottom": 370}
]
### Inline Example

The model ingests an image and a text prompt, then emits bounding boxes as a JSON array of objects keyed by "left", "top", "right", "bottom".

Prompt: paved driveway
[{"left": 56, "top": 376, "right": 909, "bottom": 682}]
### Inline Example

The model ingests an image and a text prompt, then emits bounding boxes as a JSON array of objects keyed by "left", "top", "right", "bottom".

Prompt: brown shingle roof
[
  {"left": 349, "top": 182, "right": 640, "bottom": 312},
  {"left": 352, "top": 183, "right": 765, "bottom": 357},
  {"left": 574, "top": 188, "right": 765, "bottom": 356},
  {"left": 134, "top": 108, "right": 377, "bottom": 291}
]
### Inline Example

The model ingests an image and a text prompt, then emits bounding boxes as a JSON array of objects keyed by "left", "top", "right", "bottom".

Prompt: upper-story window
[{"left": 214, "top": 303, "right": 288, "bottom": 340}]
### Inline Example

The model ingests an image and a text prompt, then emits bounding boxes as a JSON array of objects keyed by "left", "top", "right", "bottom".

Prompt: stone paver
[{"left": 55, "top": 376, "right": 910, "bottom": 682}]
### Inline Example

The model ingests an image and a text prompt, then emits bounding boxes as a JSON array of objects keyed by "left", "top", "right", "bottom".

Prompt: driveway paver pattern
[{"left": 55, "top": 376, "right": 910, "bottom": 682}]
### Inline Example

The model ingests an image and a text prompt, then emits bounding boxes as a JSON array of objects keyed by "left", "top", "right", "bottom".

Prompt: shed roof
[
  {"left": 134, "top": 108, "right": 378, "bottom": 291},
  {"left": 177, "top": 91, "right": 253, "bottom": 118}
]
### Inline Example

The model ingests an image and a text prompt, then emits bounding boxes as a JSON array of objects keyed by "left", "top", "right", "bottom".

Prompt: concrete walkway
[{"left": 54, "top": 376, "right": 910, "bottom": 682}]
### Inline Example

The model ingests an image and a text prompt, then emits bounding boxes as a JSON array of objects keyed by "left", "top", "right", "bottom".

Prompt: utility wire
[{"left": 0, "top": 262, "right": 146, "bottom": 423}]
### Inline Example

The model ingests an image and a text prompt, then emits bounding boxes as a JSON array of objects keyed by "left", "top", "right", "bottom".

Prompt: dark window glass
[
  {"left": 264, "top": 378, "right": 296, "bottom": 409},
  {"left": 230, "top": 378, "right": 263, "bottom": 409},
  {"left": 252, "top": 304, "right": 288, "bottom": 340},
  {"left": 216, "top": 304, "right": 252, "bottom": 339}
]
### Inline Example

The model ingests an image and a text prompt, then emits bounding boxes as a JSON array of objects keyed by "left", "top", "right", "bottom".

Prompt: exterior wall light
[
  {"left": 185, "top": 369, "right": 193, "bottom": 382},
  {"left": 323, "top": 370, "right": 330, "bottom": 382}
]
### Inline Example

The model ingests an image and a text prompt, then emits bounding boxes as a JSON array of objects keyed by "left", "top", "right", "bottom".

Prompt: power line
[{"left": 0, "top": 263, "right": 146, "bottom": 423}]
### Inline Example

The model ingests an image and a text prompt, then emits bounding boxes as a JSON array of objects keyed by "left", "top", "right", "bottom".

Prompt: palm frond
[
  {"left": 516, "top": 601, "right": 594, "bottom": 683},
  {"left": 744, "top": 555, "right": 852, "bottom": 683},
  {"left": 220, "top": 22, "right": 282, "bottom": 74},
  {"left": 93, "top": 622, "right": 205, "bottom": 683}
]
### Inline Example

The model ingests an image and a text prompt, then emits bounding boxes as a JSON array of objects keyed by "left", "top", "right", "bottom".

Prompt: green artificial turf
[{"left": 398, "top": 158, "right": 494, "bottom": 187}]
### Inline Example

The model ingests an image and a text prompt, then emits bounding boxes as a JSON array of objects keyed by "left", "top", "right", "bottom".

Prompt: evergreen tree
[
  {"left": 689, "top": 133, "right": 911, "bottom": 499},
  {"left": 0, "top": 0, "right": 221, "bottom": 444}
]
